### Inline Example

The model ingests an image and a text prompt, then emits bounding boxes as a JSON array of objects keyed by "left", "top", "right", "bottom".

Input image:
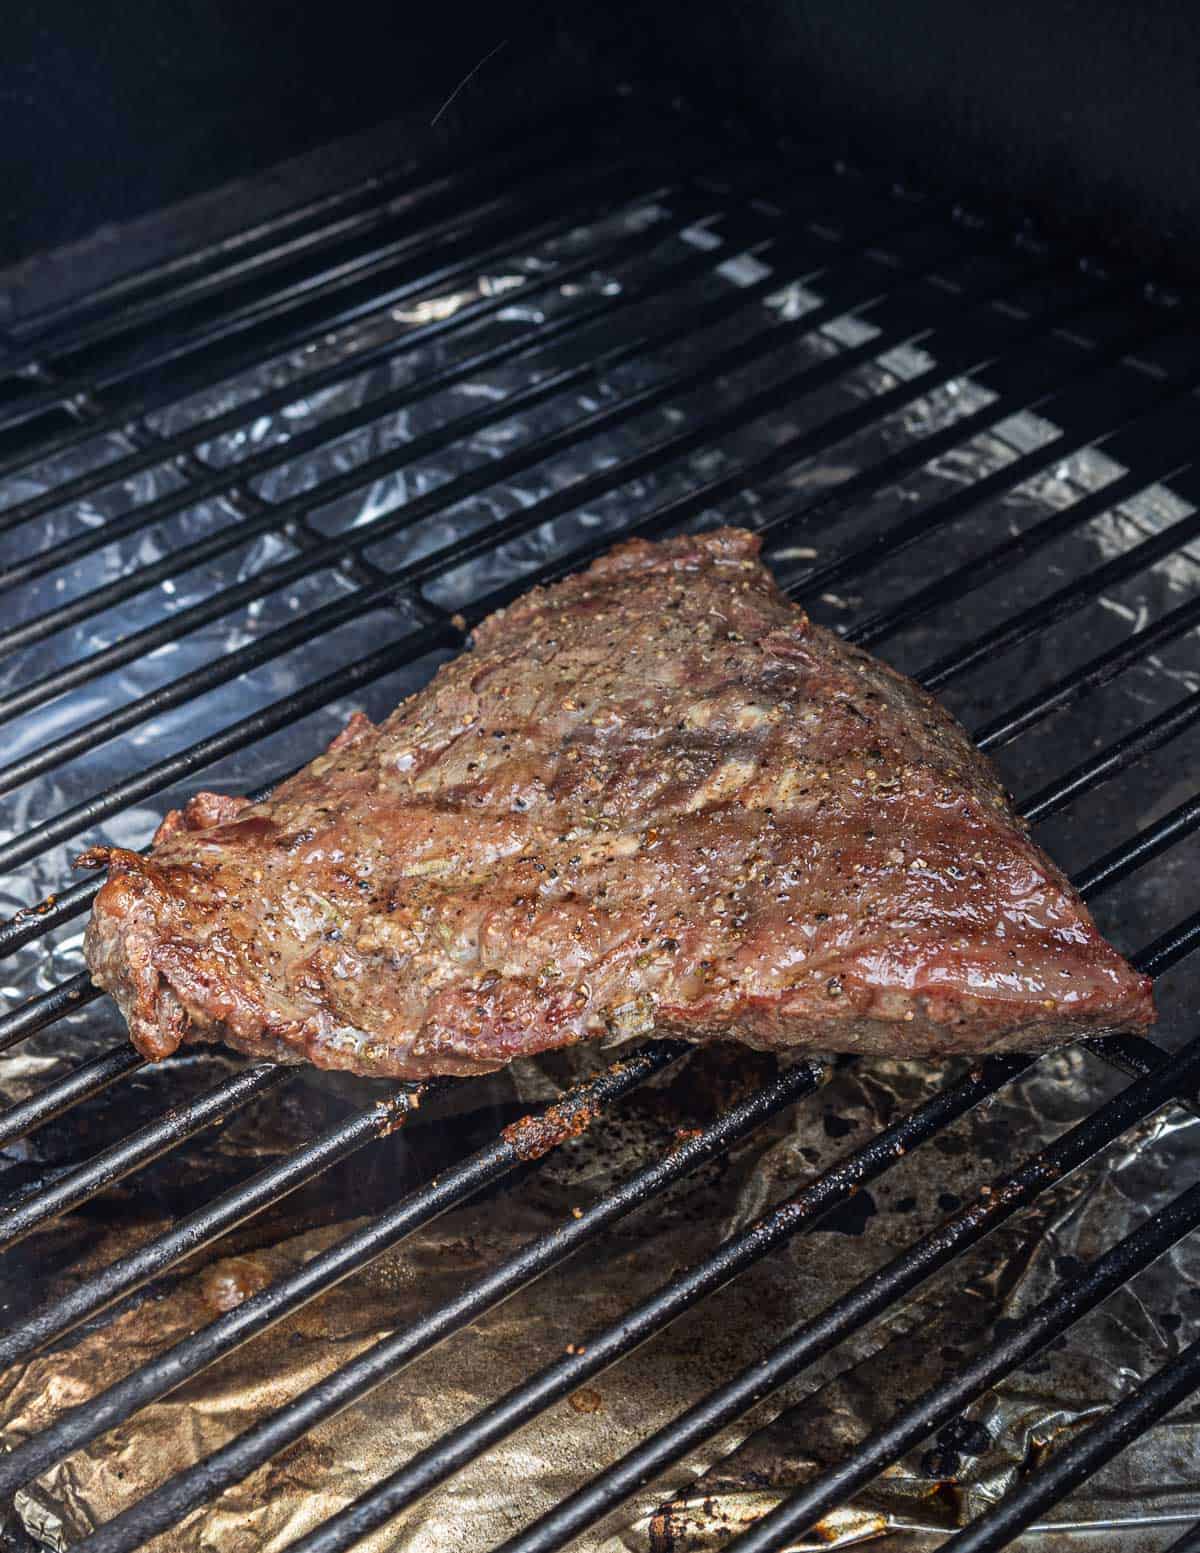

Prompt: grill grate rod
[
  {"left": 1021, "top": 688, "right": 1200, "bottom": 822},
  {"left": 0, "top": 1044, "right": 142, "bottom": 1145},
  {"left": 3, "top": 254, "right": 997, "bottom": 795},
  {"left": 67, "top": 950, "right": 1200, "bottom": 1553},
  {"left": 1075, "top": 794, "right": 1200, "bottom": 900},
  {"left": 3, "top": 115, "right": 602, "bottom": 367},
  {"left": 0, "top": 1064, "right": 289, "bottom": 1252},
  {"left": 670, "top": 1180, "right": 1200, "bottom": 1553},
  {"left": 0, "top": 1080, "right": 441, "bottom": 1372},
  {"left": 775, "top": 338, "right": 1199, "bottom": 603},
  {"left": 1130, "top": 907, "right": 1200, "bottom": 981},
  {"left": 0, "top": 154, "right": 684, "bottom": 483},
  {"left": 273, "top": 1052, "right": 1037, "bottom": 1553},
  {"left": 919, "top": 484, "right": 1200, "bottom": 689},
  {"left": 0, "top": 1047, "right": 817, "bottom": 1505},
  {"left": 0, "top": 180, "right": 702, "bottom": 541},
  {"left": 976, "top": 591, "right": 1200, "bottom": 750},
  {"left": 2, "top": 906, "right": 1186, "bottom": 1540},
  {"left": 933, "top": 1336, "right": 1200, "bottom": 1553},
  {"left": 7, "top": 183, "right": 864, "bottom": 596},
  {"left": 0, "top": 207, "right": 1004, "bottom": 656},
  {"left": 458, "top": 1182, "right": 1200, "bottom": 1553},
  {"left": 0, "top": 973, "right": 98, "bottom": 1055},
  {"left": 1, "top": 255, "right": 1066, "bottom": 861},
  {"left": 0, "top": 136, "right": 651, "bottom": 448}
]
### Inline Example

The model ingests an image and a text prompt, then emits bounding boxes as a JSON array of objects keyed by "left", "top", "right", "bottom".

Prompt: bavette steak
[{"left": 80, "top": 528, "right": 1154, "bottom": 1077}]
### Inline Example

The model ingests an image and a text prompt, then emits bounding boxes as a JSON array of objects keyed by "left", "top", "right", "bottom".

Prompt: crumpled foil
[{"left": 1, "top": 174, "right": 1199, "bottom": 1552}]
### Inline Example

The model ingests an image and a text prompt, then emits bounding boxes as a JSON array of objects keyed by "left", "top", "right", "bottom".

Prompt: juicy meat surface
[{"left": 80, "top": 528, "right": 1154, "bottom": 1077}]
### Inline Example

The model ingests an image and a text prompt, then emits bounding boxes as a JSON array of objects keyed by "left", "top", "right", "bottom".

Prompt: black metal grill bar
[
  {"left": 0, "top": 158, "right": 681, "bottom": 484},
  {"left": 7, "top": 159, "right": 425, "bottom": 346},
  {"left": 0, "top": 216, "right": 784, "bottom": 599},
  {"left": 0, "top": 890, "right": 97, "bottom": 961},
  {"left": 0, "top": 1064, "right": 289, "bottom": 1252},
  {"left": 2, "top": 262, "right": 1063, "bottom": 861},
  {"left": 1130, "top": 907, "right": 1200, "bottom": 980},
  {"left": 0, "top": 135, "right": 639, "bottom": 437},
  {"left": 1075, "top": 794, "right": 1200, "bottom": 900},
  {"left": 489, "top": 1179, "right": 1200, "bottom": 1553},
  {"left": 0, "top": 180, "right": 700, "bottom": 541},
  {"left": 935, "top": 1339, "right": 1200, "bottom": 1553},
  {"left": 919, "top": 481, "right": 1200, "bottom": 689},
  {"left": 1021, "top": 688, "right": 1200, "bottom": 823},
  {"left": 4, "top": 116, "right": 601, "bottom": 359},
  {"left": 70, "top": 959, "right": 1200, "bottom": 1553},
  {"left": 0, "top": 247, "right": 986, "bottom": 795},
  {"left": 275, "top": 1052, "right": 1037, "bottom": 1553},
  {"left": 845, "top": 442, "right": 1195, "bottom": 649},
  {"left": 976, "top": 592, "right": 1200, "bottom": 751},
  {"left": 0, "top": 973, "right": 99, "bottom": 1053},
  {"left": 0, "top": 1046, "right": 816, "bottom": 1507},
  {"left": 0, "top": 1044, "right": 142, "bottom": 1148},
  {"left": 777, "top": 342, "right": 1197, "bottom": 603},
  {"left": 683, "top": 1180, "right": 1200, "bottom": 1553},
  {"left": 0, "top": 209, "right": 998, "bottom": 658},
  {"left": 0, "top": 1081, "right": 440, "bottom": 1373}
]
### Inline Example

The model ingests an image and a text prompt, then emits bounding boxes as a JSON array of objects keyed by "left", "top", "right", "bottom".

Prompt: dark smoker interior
[{"left": 7, "top": 1, "right": 1200, "bottom": 298}]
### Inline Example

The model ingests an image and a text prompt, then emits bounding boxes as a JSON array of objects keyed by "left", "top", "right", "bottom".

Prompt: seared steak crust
[{"left": 80, "top": 528, "right": 1154, "bottom": 1077}]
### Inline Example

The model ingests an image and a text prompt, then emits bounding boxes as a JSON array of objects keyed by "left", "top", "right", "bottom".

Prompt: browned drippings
[{"left": 502, "top": 1099, "right": 598, "bottom": 1162}]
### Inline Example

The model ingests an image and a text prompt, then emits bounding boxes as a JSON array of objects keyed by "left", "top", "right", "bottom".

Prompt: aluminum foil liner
[{"left": 1, "top": 177, "right": 1198, "bottom": 1552}]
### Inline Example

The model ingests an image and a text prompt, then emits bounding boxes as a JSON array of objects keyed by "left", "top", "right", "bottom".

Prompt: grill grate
[{"left": 1, "top": 104, "right": 1199, "bottom": 1552}]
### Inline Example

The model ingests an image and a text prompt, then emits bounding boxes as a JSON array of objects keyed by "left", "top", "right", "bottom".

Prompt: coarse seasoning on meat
[{"left": 79, "top": 528, "right": 1154, "bottom": 1078}]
